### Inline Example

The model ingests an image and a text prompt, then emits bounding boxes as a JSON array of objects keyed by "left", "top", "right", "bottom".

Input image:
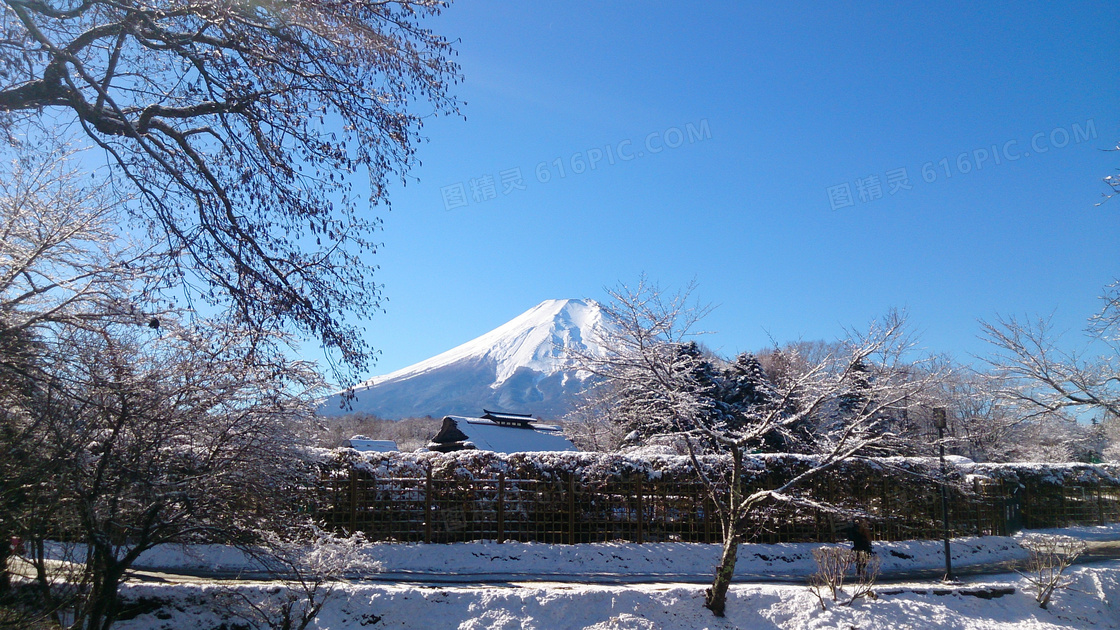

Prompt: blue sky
[{"left": 321, "top": 1, "right": 1119, "bottom": 381}]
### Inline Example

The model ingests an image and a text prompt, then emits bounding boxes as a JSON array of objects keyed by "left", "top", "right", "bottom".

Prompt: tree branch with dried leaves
[{"left": 0, "top": 0, "right": 462, "bottom": 376}]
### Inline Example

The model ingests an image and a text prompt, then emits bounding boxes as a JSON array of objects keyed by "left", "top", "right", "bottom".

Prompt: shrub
[{"left": 1018, "top": 534, "right": 1087, "bottom": 609}]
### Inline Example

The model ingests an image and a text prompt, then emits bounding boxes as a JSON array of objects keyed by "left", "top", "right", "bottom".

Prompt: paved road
[{"left": 115, "top": 540, "right": 1120, "bottom": 587}]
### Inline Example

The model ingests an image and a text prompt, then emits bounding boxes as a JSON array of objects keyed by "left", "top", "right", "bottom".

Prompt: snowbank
[
  {"left": 60, "top": 535, "right": 1031, "bottom": 582},
  {"left": 112, "top": 562, "right": 1120, "bottom": 629}
]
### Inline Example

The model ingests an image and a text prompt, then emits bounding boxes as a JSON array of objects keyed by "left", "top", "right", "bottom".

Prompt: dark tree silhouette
[{"left": 0, "top": 0, "right": 461, "bottom": 372}]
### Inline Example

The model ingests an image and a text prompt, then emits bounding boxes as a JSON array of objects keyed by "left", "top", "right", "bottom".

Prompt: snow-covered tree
[
  {"left": 33, "top": 320, "right": 323, "bottom": 630},
  {"left": 1099, "top": 413, "right": 1120, "bottom": 462},
  {"left": 0, "top": 146, "right": 155, "bottom": 613},
  {"left": 0, "top": 146, "right": 158, "bottom": 334},
  {"left": 575, "top": 279, "right": 942, "bottom": 617},
  {"left": 980, "top": 288, "right": 1120, "bottom": 461},
  {"left": 926, "top": 367, "right": 1017, "bottom": 462},
  {"left": 0, "top": 148, "right": 329, "bottom": 630}
]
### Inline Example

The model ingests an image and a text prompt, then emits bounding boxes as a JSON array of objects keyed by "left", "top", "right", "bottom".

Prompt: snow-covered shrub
[
  {"left": 317, "top": 449, "right": 969, "bottom": 488},
  {"left": 219, "top": 526, "right": 381, "bottom": 630},
  {"left": 809, "top": 546, "right": 852, "bottom": 606},
  {"left": 1018, "top": 534, "right": 1087, "bottom": 609},
  {"left": 808, "top": 547, "right": 879, "bottom": 609},
  {"left": 965, "top": 462, "right": 1120, "bottom": 487}
]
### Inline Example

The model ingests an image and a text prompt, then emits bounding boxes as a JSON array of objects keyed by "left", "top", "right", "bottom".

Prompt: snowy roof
[
  {"left": 429, "top": 415, "right": 577, "bottom": 453},
  {"left": 343, "top": 438, "right": 399, "bottom": 453},
  {"left": 482, "top": 409, "right": 536, "bottom": 427}
]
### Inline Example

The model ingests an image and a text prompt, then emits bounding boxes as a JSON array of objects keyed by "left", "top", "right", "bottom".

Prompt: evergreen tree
[{"left": 837, "top": 358, "right": 873, "bottom": 418}]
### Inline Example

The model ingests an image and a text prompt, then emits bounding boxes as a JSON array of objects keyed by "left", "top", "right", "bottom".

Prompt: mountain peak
[{"left": 319, "top": 298, "right": 608, "bottom": 419}]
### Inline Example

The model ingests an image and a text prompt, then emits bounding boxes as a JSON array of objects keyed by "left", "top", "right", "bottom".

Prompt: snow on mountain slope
[
  {"left": 366, "top": 298, "right": 606, "bottom": 388},
  {"left": 317, "top": 299, "right": 609, "bottom": 420}
]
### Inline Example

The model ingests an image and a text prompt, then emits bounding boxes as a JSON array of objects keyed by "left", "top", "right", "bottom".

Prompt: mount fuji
[{"left": 317, "top": 299, "right": 609, "bottom": 420}]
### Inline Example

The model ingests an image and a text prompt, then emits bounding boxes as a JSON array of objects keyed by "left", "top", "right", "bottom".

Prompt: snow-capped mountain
[{"left": 317, "top": 298, "right": 608, "bottom": 420}]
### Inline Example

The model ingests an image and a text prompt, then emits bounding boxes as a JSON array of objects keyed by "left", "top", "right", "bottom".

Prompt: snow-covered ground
[
  {"left": 116, "top": 564, "right": 1120, "bottom": 629},
  {"left": 100, "top": 524, "right": 1120, "bottom": 584},
  {"left": 1021, "top": 524, "right": 1120, "bottom": 542},
  {"left": 118, "top": 536, "right": 1034, "bottom": 583},
  {"left": 44, "top": 525, "right": 1120, "bottom": 628}
]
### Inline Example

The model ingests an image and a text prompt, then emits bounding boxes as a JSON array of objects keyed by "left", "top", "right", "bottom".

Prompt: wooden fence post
[
  {"left": 973, "top": 479, "right": 981, "bottom": 536},
  {"left": 703, "top": 492, "right": 713, "bottom": 544},
  {"left": 424, "top": 465, "right": 433, "bottom": 544},
  {"left": 497, "top": 472, "right": 505, "bottom": 544},
  {"left": 348, "top": 469, "right": 358, "bottom": 533},
  {"left": 635, "top": 478, "right": 644, "bottom": 545},
  {"left": 568, "top": 474, "right": 576, "bottom": 545}
]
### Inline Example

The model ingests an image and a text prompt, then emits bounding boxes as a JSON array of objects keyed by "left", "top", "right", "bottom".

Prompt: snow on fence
[{"left": 314, "top": 450, "right": 1120, "bottom": 545}]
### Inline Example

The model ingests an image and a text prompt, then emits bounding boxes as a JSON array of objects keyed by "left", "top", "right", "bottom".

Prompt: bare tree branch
[{"left": 0, "top": 0, "right": 462, "bottom": 374}]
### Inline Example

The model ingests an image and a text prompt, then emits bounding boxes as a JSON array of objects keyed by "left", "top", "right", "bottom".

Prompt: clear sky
[{"left": 317, "top": 1, "right": 1119, "bottom": 382}]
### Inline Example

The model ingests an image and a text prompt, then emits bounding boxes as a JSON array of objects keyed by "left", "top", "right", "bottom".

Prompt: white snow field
[
  {"left": 99, "top": 525, "right": 1120, "bottom": 629},
  {"left": 115, "top": 563, "right": 1120, "bottom": 629},
  {"left": 116, "top": 534, "right": 1040, "bottom": 582}
]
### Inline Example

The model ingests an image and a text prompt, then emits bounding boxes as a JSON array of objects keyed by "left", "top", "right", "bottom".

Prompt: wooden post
[
  {"left": 635, "top": 478, "right": 644, "bottom": 544},
  {"left": 497, "top": 473, "right": 505, "bottom": 544},
  {"left": 568, "top": 474, "right": 576, "bottom": 545},
  {"left": 1003, "top": 480, "right": 1012, "bottom": 536},
  {"left": 1098, "top": 485, "right": 1105, "bottom": 526},
  {"left": 703, "top": 492, "right": 712, "bottom": 544},
  {"left": 974, "top": 479, "right": 982, "bottom": 536},
  {"left": 424, "top": 465, "right": 433, "bottom": 544},
  {"left": 348, "top": 469, "right": 358, "bottom": 533}
]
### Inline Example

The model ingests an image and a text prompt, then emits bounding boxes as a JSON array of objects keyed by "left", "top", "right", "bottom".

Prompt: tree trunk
[
  {"left": 0, "top": 530, "right": 10, "bottom": 594},
  {"left": 704, "top": 533, "right": 739, "bottom": 617},
  {"left": 82, "top": 561, "right": 125, "bottom": 630}
]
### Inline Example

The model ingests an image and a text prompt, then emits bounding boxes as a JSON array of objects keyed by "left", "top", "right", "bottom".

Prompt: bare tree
[
  {"left": 0, "top": 0, "right": 461, "bottom": 372},
  {"left": 24, "top": 319, "right": 324, "bottom": 630},
  {"left": 0, "top": 146, "right": 155, "bottom": 618},
  {"left": 932, "top": 368, "right": 1016, "bottom": 462},
  {"left": 0, "top": 145, "right": 158, "bottom": 334},
  {"left": 981, "top": 314, "right": 1120, "bottom": 423},
  {"left": 0, "top": 146, "right": 333, "bottom": 629},
  {"left": 575, "top": 279, "right": 941, "bottom": 617},
  {"left": 5, "top": 320, "right": 325, "bottom": 630},
  {"left": 981, "top": 290, "right": 1120, "bottom": 462}
]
